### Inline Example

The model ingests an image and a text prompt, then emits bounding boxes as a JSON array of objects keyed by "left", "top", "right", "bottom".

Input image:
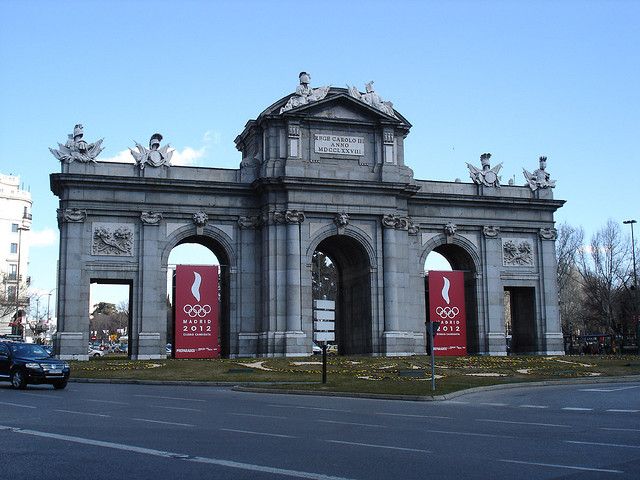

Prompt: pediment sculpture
[
  {"left": 50, "top": 124, "right": 104, "bottom": 163},
  {"left": 280, "top": 72, "right": 330, "bottom": 114},
  {"left": 347, "top": 81, "right": 397, "bottom": 118},
  {"left": 130, "top": 133, "right": 174, "bottom": 169}
]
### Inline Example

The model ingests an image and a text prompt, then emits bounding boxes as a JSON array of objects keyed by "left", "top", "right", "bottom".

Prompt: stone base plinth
[{"left": 382, "top": 331, "right": 425, "bottom": 356}]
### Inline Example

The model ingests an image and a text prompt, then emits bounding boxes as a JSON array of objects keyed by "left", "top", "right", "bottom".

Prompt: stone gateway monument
[{"left": 50, "top": 73, "right": 564, "bottom": 360}]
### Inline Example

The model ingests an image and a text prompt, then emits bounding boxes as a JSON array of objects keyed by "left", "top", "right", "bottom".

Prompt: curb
[{"left": 70, "top": 374, "right": 640, "bottom": 401}]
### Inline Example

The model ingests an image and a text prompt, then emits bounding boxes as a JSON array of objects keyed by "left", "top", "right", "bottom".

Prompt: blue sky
[{"left": 1, "top": 0, "right": 638, "bottom": 308}]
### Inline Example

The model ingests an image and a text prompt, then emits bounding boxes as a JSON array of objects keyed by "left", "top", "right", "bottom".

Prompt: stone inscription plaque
[{"left": 314, "top": 134, "right": 364, "bottom": 156}]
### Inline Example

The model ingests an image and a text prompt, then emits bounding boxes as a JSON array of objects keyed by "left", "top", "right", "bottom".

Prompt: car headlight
[
  {"left": 63, "top": 363, "right": 70, "bottom": 369},
  {"left": 25, "top": 363, "right": 42, "bottom": 369}
]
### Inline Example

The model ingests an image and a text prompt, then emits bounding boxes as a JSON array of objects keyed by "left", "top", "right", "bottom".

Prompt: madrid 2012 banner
[
  {"left": 428, "top": 270, "right": 467, "bottom": 356},
  {"left": 174, "top": 265, "right": 220, "bottom": 359}
]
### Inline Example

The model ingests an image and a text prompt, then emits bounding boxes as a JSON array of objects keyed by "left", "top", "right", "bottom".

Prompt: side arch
[
  {"left": 305, "top": 224, "right": 377, "bottom": 270},
  {"left": 420, "top": 233, "right": 481, "bottom": 272}
]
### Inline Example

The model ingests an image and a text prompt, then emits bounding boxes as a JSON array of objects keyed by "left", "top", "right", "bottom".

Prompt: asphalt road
[{"left": 1, "top": 380, "right": 639, "bottom": 479}]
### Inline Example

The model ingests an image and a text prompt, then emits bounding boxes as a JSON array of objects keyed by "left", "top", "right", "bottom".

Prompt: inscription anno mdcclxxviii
[{"left": 314, "top": 134, "right": 364, "bottom": 156}]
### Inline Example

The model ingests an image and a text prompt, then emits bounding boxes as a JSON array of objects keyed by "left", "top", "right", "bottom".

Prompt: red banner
[
  {"left": 428, "top": 270, "right": 467, "bottom": 356},
  {"left": 174, "top": 265, "right": 220, "bottom": 359}
]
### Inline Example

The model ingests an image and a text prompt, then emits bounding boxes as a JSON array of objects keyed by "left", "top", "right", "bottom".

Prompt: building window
[
  {"left": 8, "top": 264, "right": 17, "bottom": 280},
  {"left": 10, "top": 243, "right": 18, "bottom": 254},
  {"left": 11, "top": 223, "right": 19, "bottom": 232},
  {"left": 7, "top": 285, "right": 17, "bottom": 301}
]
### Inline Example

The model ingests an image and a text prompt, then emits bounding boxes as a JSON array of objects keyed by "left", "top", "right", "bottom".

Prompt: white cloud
[
  {"left": 29, "top": 228, "right": 57, "bottom": 247},
  {"left": 171, "top": 146, "right": 206, "bottom": 166},
  {"left": 100, "top": 149, "right": 134, "bottom": 163}
]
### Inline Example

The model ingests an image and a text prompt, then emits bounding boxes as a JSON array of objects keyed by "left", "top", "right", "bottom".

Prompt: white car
[{"left": 88, "top": 347, "right": 105, "bottom": 358}]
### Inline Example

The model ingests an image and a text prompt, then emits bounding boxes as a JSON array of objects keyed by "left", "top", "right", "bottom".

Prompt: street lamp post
[
  {"left": 623, "top": 220, "right": 638, "bottom": 354},
  {"left": 47, "top": 288, "right": 56, "bottom": 323},
  {"left": 14, "top": 224, "right": 30, "bottom": 340}
]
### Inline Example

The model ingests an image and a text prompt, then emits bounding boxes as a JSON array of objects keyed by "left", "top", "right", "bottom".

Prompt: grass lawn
[{"left": 69, "top": 354, "right": 640, "bottom": 396}]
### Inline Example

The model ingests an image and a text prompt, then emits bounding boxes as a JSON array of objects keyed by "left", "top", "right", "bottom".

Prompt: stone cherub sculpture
[
  {"left": 49, "top": 124, "right": 104, "bottom": 163},
  {"left": 466, "top": 153, "right": 502, "bottom": 187},
  {"left": 523, "top": 156, "right": 556, "bottom": 191},
  {"left": 130, "top": 133, "right": 174, "bottom": 169},
  {"left": 348, "top": 81, "right": 397, "bottom": 118},
  {"left": 279, "top": 72, "right": 330, "bottom": 113}
]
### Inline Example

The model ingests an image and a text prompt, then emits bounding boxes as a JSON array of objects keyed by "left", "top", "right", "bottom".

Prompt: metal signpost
[
  {"left": 429, "top": 321, "right": 441, "bottom": 391},
  {"left": 313, "top": 300, "right": 335, "bottom": 384}
]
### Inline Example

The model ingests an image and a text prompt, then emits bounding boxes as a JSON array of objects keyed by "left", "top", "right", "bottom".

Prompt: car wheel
[
  {"left": 53, "top": 380, "right": 68, "bottom": 390},
  {"left": 11, "top": 369, "right": 27, "bottom": 389},
  {"left": 93, "top": 353, "right": 100, "bottom": 358}
]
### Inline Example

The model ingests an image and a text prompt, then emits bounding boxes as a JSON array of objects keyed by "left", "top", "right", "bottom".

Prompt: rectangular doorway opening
[
  {"left": 504, "top": 286, "right": 536, "bottom": 354},
  {"left": 89, "top": 280, "right": 132, "bottom": 358}
]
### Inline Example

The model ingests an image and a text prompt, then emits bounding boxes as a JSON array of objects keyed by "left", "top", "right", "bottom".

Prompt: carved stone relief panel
[
  {"left": 502, "top": 238, "right": 534, "bottom": 267},
  {"left": 92, "top": 223, "right": 134, "bottom": 256}
]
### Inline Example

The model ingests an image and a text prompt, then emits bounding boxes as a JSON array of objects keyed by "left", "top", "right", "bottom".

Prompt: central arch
[
  {"left": 422, "top": 235, "right": 480, "bottom": 354},
  {"left": 313, "top": 235, "right": 372, "bottom": 355},
  {"left": 162, "top": 228, "right": 234, "bottom": 358}
]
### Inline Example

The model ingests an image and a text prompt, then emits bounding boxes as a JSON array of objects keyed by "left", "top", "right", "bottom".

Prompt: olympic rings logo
[
  {"left": 183, "top": 304, "right": 212, "bottom": 318},
  {"left": 436, "top": 306, "right": 459, "bottom": 319}
]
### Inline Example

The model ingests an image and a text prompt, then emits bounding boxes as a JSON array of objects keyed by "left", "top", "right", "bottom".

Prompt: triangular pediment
[{"left": 259, "top": 88, "right": 411, "bottom": 127}]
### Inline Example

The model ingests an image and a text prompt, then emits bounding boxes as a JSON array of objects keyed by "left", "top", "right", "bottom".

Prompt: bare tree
[
  {"left": 556, "top": 223, "right": 585, "bottom": 336},
  {"left": 578, "top": 219, "right": 632, "bottom": 335}
]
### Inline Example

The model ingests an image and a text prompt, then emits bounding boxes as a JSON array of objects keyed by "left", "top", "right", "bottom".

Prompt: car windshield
[{"left": 9, "top": 343, "right": 51, "bottom": 359}]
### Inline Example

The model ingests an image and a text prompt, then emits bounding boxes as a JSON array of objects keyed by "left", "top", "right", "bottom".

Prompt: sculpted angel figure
[
  {"left": 467, "top": 153, "right": 502, "bottom": 187},
  {"left": 50, "top": 124, "right": 104, "bottom": 163},
  {"left": 130, "top": 133, "right": 174, "bottom": 169},
  {"left": 523, "top": 156, "right": 556, "bottom": 191}
]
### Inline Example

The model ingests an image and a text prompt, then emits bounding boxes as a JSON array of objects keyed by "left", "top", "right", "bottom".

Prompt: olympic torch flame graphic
[
  {"left": 191, "top": 272, "right": 202, "bottom": 302},
  {"left": 441, "top": 276, "right": 451, "bottom": 305}
]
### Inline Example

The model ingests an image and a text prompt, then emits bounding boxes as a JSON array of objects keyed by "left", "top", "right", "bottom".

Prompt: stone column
[
  {"left": 136, "top": 212, "right": 164, "bottom": 360},
  {"left": 539, "top": 228, "right": 564, "bottom": 354},
  {"left": 55, "top": 208, "right": 90, "bottom": 360},
  {"left": 284, "top": 210, "right": 306, "bottom": 356},
  {"left": 483, "top": 226, "right": 507, "bottom": 355},
  {"left": 382, "top": 215, "right": 400, "bottom": 331}
]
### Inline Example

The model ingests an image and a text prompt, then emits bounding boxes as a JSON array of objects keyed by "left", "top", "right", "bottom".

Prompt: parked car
[
  {"left": 0, "top": 340, "right": 70, "bottom": 389},
  {"left": 88, "top": 346, "right": 105, "bottom": 357},
  {"left": 312, "top": 342, "right": 322, "bottom": 355}
]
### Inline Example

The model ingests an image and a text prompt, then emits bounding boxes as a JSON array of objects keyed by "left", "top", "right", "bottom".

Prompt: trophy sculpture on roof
[
  {"left": 130, "top": 133, "right": 174, "bottom": 169},
  {"left": 50, "top": 124, "right": 104, "bottom": 163}
]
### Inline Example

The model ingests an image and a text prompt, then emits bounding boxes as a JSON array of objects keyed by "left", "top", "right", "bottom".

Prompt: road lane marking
[
  {"left": 230, "top": 413, "right": 288, "bottom": 420},
  {"left": 566, "top": 440, "right": 640, "bottom": 449},
  {"left": 562, "top": 407, "right": 593, "bottom": 411},
  {"left": 579, "top": 385, "right": 640, "bottom": 392},
  {"left": 133, "top": 394, "right": 207, "bottom": 402},
  {"left": 55, "top": 409, "right": 110, "bottom": 418},
  {"left": 519, "top": 405, "right": 548, "bottom": 409},
  {"left": 148, "top": 405, "right": 202, "bottom": 412},
  {"left": 0, "top": 401, "right": 36, "bottom": 409},
  {"left": 86, "top": 399, "right": 129, "bottom": 405},
  {"left": 601, "top": 427, "right": 640, "bottom": 432},
  {"left": 268, "top": 404, "right": 350, "bottom": 413},
  {"left": 376, "top": 413, "right": 452, "bottom": 419},
  {"left": 0, "top": 424, "right": 354, "bottom": 480},
  {"left": 317, "top": 420, "right": 385, "bottom": 428},
  {"left": 220, "top": 428, "right": 295, "bottom": 439},
  {"left": 479, "top": 403, "right": 508, "bottom": 407},
  {"left": 606, "top": 409, "right": 640, "bottom": 413},
  {"left": 132, "top": 418, "right": 194, "bottom": 427},
  {"left": 426, "top": 429, "right": 515, "bottom": 439},
  {"left": 326, "top": 440, "right": 430, "bottom": 453},
  {"left": 498, "top": 459, "right": 622, "bottom": 474},
  {"left": 477, "top": 419, "right": 571, "bottom": 428}
]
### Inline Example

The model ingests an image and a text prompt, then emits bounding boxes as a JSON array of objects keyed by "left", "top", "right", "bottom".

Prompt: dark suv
[{"left": 0, "top": 341, "right": 70, "bottom": 389}]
